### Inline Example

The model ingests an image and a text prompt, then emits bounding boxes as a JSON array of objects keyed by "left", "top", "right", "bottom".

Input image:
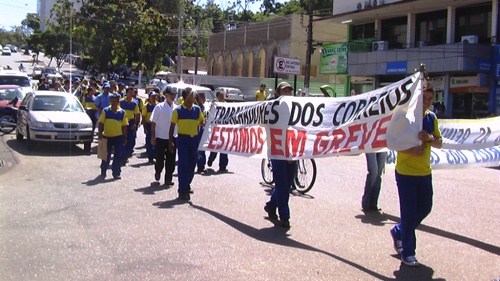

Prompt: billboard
[{"left": 320, "top": 43, "right": 348, "bottom": 74}]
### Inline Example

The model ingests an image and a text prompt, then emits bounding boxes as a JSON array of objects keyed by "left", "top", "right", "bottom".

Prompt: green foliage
[{"left": 23, "top": 0, "right": 327, "bottom": 74}]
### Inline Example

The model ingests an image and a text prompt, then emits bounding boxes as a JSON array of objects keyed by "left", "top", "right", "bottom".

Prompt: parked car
[
  {"left": 0, "top": 85, "right": 25, "bottom": 108},
  {"left": 32, "top": 66, "right": 45, "bottom": 79},
  {"left": 41, "top": 67, "right": 60, "bottom": 78},
  {"left": 214, "top": 87, "right": 245, "bottom": 102},
  {"left": 0, "top": 70, "right": 34, "bottom": 95},
  {"left": 16, "top": 91, "right": 93, "bottom": 151},
  {"left": 162, "top": 82, "right": 215, "bottom": 109},
  {"left": 2, "top": 47, "right": 12, "bottom": 56}
]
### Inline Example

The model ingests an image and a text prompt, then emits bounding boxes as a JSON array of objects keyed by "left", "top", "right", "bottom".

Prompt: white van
[{"left": 162, "top": 82, "right": 215, "bottom": 110}]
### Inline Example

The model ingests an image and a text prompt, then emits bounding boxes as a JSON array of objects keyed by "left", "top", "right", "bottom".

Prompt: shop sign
[
  {"left": 333, "top": 0, "right": 402, "bottom": 16},
  {"left": 428, "top": 76, "right": 445, "bottom": 91},
  {"left": 386, "top": 61, "right": 407, "bottom": 74},
  {"left": 450, "top": 76, "right": 489, "bottom": 93},
  {"left": 320, "top": 43, "right": 348, "bottom": 74}
]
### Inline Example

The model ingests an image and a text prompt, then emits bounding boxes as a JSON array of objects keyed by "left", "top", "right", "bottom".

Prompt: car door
[{"left": 17, "top": 92, "right": 33, "bottom": 136}]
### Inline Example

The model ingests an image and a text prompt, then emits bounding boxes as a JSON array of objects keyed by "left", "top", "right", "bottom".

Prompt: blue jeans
[
  {"left": 266, "top": 160, "right": 297, "bottom": 221},
  {"left": 208, "top": 152, "right": 228, "bottom": 169},
  {"left": 124, "top": 120, "right": 137, "bottom": 157},
  {"left": 100, "top": 135, "right": 123, "bottom": 177},
  {"left": 362, "top": 152, "right": 387, "bottom": 208},
  {"left": 177, "top": 135, "right": 199, "bottom": 194},
  {"left": 393, "top": 172, "right": 433, "bottom": 258},
  {"left": 144, "top": 122, "right": 155, "bottom": 161}
]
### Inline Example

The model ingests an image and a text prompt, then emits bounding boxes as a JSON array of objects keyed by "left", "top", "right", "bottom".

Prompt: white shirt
[{"left": 151, "top": 101, "right": 178, "bottom": 139}]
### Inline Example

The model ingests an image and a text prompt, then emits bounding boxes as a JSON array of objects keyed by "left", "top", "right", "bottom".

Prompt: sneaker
[
  {"left": 113, "top": 175, "right": 121, "bottom": 180},
  {"left": 218, "top": 168, "right": 228, "bottom": 173},
  {"left": 279, "top": 220, "right": 291, "bottom": 228},
  {"left": 196, "top": 168, "right": 205, "bottom": 174},
  {"left": 148, "top": 159, "right": 155, "bottom": 164},
  {"left": 264, "top": 205, "right": 278, "bottom": 220},
  {"left": 401, "top": 255, "right": 419, "bottom": 267},
  {"left": 207, "top": 160, "right": 213, "bottom": 167},
  {"left": 165, "top": 181, "right": 174, "bottom": 186},
  {"left": 155, "top": 172, "right": 160, "bottom": 181},
  {"left": 390, "top": 227, "right": 403, "bottom": 255}
]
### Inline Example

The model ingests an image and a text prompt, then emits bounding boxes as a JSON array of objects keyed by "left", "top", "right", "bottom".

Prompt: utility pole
[
  {"left": 304, "top": 0, "right": 313, "bottom": 96},
  {"left": 194, "top": 16, "right": 200, "bottom": 75},
  {"left": 177, "top": 1, "right": 183, "bottom": 81}
]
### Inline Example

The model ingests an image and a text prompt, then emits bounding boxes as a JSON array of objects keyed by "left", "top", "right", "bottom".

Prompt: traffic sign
[{"left": 273, "top": 56, "right": 301, "bottom": 75}]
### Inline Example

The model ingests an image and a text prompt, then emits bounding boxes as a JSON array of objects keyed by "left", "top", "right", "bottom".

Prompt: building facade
[
  {"left": 326, "top": 0, "right": 500, "bottom": 118},
  {"left": 38, "top": 0, "right": 82, "bottom": 31},
  {"left": 207, "top": 14, "right": 349, "bottom": 96}
]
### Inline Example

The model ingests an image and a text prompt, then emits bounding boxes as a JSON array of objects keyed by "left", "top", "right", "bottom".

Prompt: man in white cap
[{"left": 263, "top": 82, "right": 296, "bottom": 228}]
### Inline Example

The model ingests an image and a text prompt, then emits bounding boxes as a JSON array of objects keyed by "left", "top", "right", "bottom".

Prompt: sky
[
  {"left": 0, "top": 0, "right": 38, "bottom": 30},
  {"left": 0, "top": 0, "right": 288, "bottom": 31}
]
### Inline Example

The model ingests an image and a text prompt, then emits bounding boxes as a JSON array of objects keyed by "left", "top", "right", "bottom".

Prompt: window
[
  {"left": 0, "top": 76, "right": 31, "bottom": 87},
  {"left": 381, "top": 17, "right": 407, "bottom": 49},
  {"left": 416, "top": 10, "right": 447, "bottom": 46},
  {"left": 456, "top": 3, "right": 491, "bottom": 43},
  {"left": 351, "top": 22, "right": 375, "bottom": 40}
]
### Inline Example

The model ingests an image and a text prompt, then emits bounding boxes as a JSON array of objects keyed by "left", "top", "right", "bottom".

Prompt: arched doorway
[
  {"left": 236, "top": 52, "right": 243, "bottom": 77},
  {"left": 247, "top": 50, "right": 254, "bottom": 77},
  {"left": 258, "top": 48, "right": 266, "bottom": 77},
  {"left": 225, "top": 53, "right": 232, "bottom": 76}
]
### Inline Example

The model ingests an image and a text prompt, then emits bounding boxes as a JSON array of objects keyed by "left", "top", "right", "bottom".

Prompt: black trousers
[{"left": 154, "top": 137, "right": 176, "bottom": 183}]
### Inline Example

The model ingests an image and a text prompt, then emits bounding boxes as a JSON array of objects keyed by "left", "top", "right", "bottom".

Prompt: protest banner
[{"left": 199, "top": 72, "right": 424, "bottom": 160}]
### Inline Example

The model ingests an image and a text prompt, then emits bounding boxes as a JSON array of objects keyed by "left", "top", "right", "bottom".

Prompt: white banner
[
  {"left": 199, "top": 72, "right": 424, "bottom": 160},
  {"left": 385, "top": 117, "right": 500, "bottom": 169}
]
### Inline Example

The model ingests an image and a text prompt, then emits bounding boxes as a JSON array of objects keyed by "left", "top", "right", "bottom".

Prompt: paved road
[{"left": 0, "top": 127, "right": 499, "bottom": 280}]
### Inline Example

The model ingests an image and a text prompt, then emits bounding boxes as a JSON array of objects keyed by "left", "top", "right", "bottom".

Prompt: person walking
[
  {"left": 142, "top": 91, "right": 158, "bottom": 164},
  {"left": 120, "top": 87, "right": 140, "bottom": 161},
  {"left": 97, "top": 93, "right": 128, "bottom": 180},
  {"left": 195, "top": 92, "right": 208, "bottom": 174},
  {"left": 83, "top": 86, "right": 98, "bottom": 133},
  {"left": 361, "top": 152, "right": 387, "bottom": 212},
  {"left": 169, "top": 88, "right": 205, "bottom": 200},
  {"left": 390, "top": 82, "right": 442, "bottom": 267},
  {"left": 256, "top": 84, "right": 267, "bottom": 101},
  {"left": 207, "top": 89, "right": 229, "bottom": 172},
  {"left": 94, "top": 82, "right": 112, "bottom": 120},
  {"left": 263, "top": 82, "right": 296, "bottom": 228},
  {"left": 151, "top": 88, "right": 178, "bottom": 186}
]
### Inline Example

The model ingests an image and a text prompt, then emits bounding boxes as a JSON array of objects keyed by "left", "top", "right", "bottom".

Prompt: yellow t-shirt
[
  {"left": 171, "top": 103, "right": 204, "bottom": 136},
  {"left": 256, "top": 90, "right": 267, "bottom": 101},
  {"left": 120, "top": 99, "right": 139, "bottom": 121},
  {"left": 98, "top": 107, "right": 128, "bottom": 137},
  {"left": 396, "top": 111, "right": 442, "bottom": 176}
]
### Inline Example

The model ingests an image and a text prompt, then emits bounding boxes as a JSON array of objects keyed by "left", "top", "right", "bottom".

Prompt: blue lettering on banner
[
  {"left": 430, "top": 150, "right": 441, "bottom": 165},
  {"left": 386, "top": 61, "right": 407, "bottom": 75},
  {"left": 386, "top": 150, "right": 397, "bottom": 165},
  {"left": 445, "top": 150, "right": 468, "bottom": 165},
  {"left": 469, "top": 147, "right": 500, "bottom": 163}
]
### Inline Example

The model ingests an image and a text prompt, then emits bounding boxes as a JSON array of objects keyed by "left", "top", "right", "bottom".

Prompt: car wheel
[
  {"left": 26, "top": 126, "right": 35, "bottom": 151},
  {"left": 83, "top": 142, "right": 91, "bottom": 152},
  {"left": 16, "top": 128, "right": 24, "bottom": 141}
]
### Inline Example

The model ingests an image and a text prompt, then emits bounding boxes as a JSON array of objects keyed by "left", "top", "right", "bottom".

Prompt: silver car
[{"left": 16, "top": 91, "right": 94, "bottom": 151}]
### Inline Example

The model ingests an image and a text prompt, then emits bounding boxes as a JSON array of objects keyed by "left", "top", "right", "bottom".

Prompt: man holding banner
[
  {"left": 390, "top": 82, "right": 442, "bottom": 267},
  {"left": 263, "top": 82, "right": 297, "bottom": 229}
]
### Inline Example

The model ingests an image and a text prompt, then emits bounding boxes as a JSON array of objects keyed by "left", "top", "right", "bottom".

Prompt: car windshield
[
  {"left": 0, "top": 76, "right": 31, "bottom": 87},
  {"left": 200, "top": 90, "right": 215, "bottom": 102},
  {"left": 31, "top": 95, "right": 84, "bottom": 112},
  {"left": 0, "top": 88, "right": 23, "bottom": 101},
  {"left": 44, "top": 68, "right": 58, "bottom": 74}
]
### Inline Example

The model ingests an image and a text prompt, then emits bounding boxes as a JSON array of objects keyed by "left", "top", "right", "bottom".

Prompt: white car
[
  {"left": 0, "top": 70, "right": 34, "bottom": 95},
  {"left": 162, "top": 82, "right": 215, "bottom": 110},
  {"left": 32, "top": 66, "right": 45, "bottom": 79},
  {"left": 214, "top": 87, "right": 245, "bottom": 102},
  {"left": 2, "top": 47, "right": 11, "bottom": 56},
  {"left": 16, "top": 91, "right": 94, "bottom": 151}
]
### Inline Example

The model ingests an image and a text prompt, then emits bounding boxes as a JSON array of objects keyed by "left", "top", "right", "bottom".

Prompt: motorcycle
[{"left": 0, "top": 97, "right": 19, "bottom": 134}]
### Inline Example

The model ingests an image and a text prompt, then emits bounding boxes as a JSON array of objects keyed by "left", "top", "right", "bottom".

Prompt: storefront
[{"left": 450, "top": 75, "right": 490, "bottom": 119}]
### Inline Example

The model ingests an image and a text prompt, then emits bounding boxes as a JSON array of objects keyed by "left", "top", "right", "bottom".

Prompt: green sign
[{"left": 320, "top": 43, "right": 348, "bottom": 74}]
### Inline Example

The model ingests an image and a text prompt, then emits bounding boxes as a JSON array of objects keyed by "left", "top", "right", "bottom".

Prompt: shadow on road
[
  {"left": 134, "top": 182, "right": 171, "bottom": 195},
  {"left": 81, "top": 175, "right": 117, "bottom": 186},
  {"left": 6, "top": 138, "right": 92, "bottom": 157},
  {"left": 379, "top": 213, "right": 500, "bottom": 256},
  {"left": 188, "top": 203, "right": 445, "bottom": 281}
]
